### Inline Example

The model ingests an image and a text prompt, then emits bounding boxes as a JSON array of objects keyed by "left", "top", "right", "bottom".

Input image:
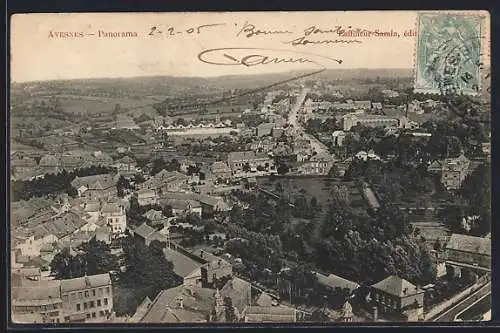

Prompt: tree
[
  {"left": 50, "top": 239, "right": 118, "bottom": 279},
  {"left": 242, "top": 162, "right": 251, "bottom": 173},
  {"left": 50, "top": 248, "right": 84, "bottom": 279},
  {"left": 277, "top": 163, "right": 289, "bottom": 175},
  {"left": 327, "top": 165, "right": 340, "bottom": 178},
  {"left": 79, "top": 239, "right": 119, "bottom": 276}
]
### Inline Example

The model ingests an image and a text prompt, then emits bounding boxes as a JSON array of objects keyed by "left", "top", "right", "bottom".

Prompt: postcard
[{"left": 9, "top": 11, "right": 491, "bottom": 325}]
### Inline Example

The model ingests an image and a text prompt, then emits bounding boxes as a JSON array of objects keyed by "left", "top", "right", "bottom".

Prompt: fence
[{"left": 424, "top": 275, "right": 490, "bottom": 320}]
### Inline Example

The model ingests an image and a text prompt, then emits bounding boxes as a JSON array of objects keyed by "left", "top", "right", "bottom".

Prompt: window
[
  {"left": 86, "top": 313, "right": 91, "bottom": 319},
  {"left": 63, "top": 295, "right": 69, "bottom": 302},
  {"left": 103, "top": 298, "right": 108, "bottom": 306},
  {"left": 106, "top": 287, "right": 110, "bottom": 294},
  {"left": 78, "top": 292, "right": 83, "bottom": 299},
  {"left": 84, "top": 291, "right": 89, "bottom": 298},
  {"left": 76, "top": 304, "right": 81, "bottom": 311},
  {"left": 92, "top": 312, "right": 96, "bottom": 318},
  {"left": 83, "top": 302, "right": 88, "bottom": 310},
  {"left": 97, "top": 300, "right": 102, "bottom": 307},
  {"left": 71, "top": 293, "right": 76, "bottom": 300},
  {"left": 99, "top": 311, "right": 105, "bottom": 317},
  {"left": 90, "top": 301, "right": 95, "bottom": 308},
  {"left": 99, "top": 288, "right": 103, "bottom": 295},
  {"left": 92, "top": 289, "right": 96, "bottom": 297}
]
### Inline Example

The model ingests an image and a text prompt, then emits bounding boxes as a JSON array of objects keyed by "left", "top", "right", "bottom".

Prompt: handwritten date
[{"left": 148, "top": 23, "right": 225, "bottom": 36}]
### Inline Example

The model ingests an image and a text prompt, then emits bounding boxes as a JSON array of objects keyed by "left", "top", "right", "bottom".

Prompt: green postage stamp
[{"left": 415, "top": 13, "right": 484, "bottom": 95}]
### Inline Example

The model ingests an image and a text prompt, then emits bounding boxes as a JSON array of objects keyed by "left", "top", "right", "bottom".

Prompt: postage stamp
[{"left": 415, "top": 13, "right": 484, "bottom": 95}]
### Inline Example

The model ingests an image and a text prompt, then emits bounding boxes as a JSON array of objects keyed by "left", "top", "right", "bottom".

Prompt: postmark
[{"left": 414, "top": 13, "right": 483, "bottom": 95}]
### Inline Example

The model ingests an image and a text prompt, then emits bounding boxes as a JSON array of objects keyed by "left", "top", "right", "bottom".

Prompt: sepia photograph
[{"left": 9, "top": 11, "right": 491, "bottom": 325}]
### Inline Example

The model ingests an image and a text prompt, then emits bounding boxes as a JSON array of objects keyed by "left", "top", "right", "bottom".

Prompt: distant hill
[{"left": 12, "top": 68, "right": 413, "bottom": 93}]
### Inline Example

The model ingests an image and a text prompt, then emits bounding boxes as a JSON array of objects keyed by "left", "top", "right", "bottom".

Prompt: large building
[
  {"left": 71, "top": 174, "right": 119, "bottom": 200},
  {"left": 12, "top": 273, "right": 113, "bottom": 324},
  {"left": 100, "top": 202, "right": 127, "bottom": 235},
  {"left": 342, "top": 113, "right": 400, "bottom": 131},
  {"left": 445, "top": 233, "right": 491, "bottom": 275},
  {"left": 370, "top": 275, "right": 424, "bottom": 320},
  {"left": 227, "top": 151, "right": 273, "bottom": 173}
]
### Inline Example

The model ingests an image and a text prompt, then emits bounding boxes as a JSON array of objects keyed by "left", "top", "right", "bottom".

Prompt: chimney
[{"left": 372, "top": 306, "right": 378, "bottom": 322}]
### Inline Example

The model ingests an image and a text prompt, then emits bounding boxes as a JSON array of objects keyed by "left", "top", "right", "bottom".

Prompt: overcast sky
[{"left": 11, "top": 11, "right": 490, "bottom": 82}]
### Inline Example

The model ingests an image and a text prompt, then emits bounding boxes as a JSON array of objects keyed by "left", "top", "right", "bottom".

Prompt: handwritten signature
[{"left": 197, "top": 47, "right": 343, "bottom": 68}]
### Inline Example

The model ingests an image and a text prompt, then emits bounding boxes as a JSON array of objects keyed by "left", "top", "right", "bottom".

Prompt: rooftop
[
  {"left": 315, "top": 272, "right": 360, "bottom": 292},
  {"left": 60, "top": 273, "right": 111, "bottom": 293},
  {"left": 446, "top": 234, "right": 491, "bottom": 256},
  {"left": 163, "top": 247, "right": 203, "bottom": 278},
  {"left": 140, "top": 285, "right": 214, "bottom": 323},
  {"left": 371, "top": 275, "right": 422, "bottom": 298}
]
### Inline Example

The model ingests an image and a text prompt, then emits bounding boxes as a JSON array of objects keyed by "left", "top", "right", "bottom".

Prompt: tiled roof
[
  {"left": 60, "top": 273, "right": 111, "bottom": 293},
  {"left": 101, "top": 202, "right": 123, "bottom": 214},
  {"left": 163, "top": 247, "right": 202, "bottom": 278},
  {"left": 141, "top": 285, "right": 214, "bottom": 323},
  {"left": 221, "top": 277, "right": 252, "bottom": 313},
  {"left": 134, "top": 223, "right": 156, "bottom": 240},
  {"left": 227, "top": 151, "right": 269, "bottom": 163},
  {"left": 71, "top": 174, "right": 117, "bottom": 190},
  {"left": 371, "top": 275, "right": 422, "bottom": 297},
  {"left": 446, "top": 234, "right": 491, "bottom": 256},
  {"left": 315, "top": 272, "right": 360, "bottom": 292},
  {"left": 32, "top": 211, "right": 87, "bottom": 239},
  {"left": 255, "top": 291, "right": 275, "bottom": 307},
  {"left": 12, "top": 280, "right": 62, "bottom": 306}
]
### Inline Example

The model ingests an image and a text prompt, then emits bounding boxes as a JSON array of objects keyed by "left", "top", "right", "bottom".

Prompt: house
[
  {"left": 137, "top": 189, "right": 158, "bottom": 206},
  {"left": 12, "top": 273, "right": 113, "bottom": 324},
  {"left": 314, "top": 272, "right": 360, "bottom": 294},
  {"left": 242, "top": 305, "right": 297, "bottom": 323},
  {"left": 140, "top": 170, "right": 189, "bottom": 195},
  {"left": 194, "top": 194, "right": 232, "bottom": 216},
  {"left": 220, "top": 277, "right": 252, "bottom": 318},
  {"left": 164, "top": 199, "right": 202, "bottom": 218},
  {"left": 163, "top": 247, "right": 203, "bottom": 287},
  {"left": 133, "top": 223, "right": 158, "bottom": 246},
  {"left": 440, "top": 154, "right": 470, "bottom": 190},
  {"left": 256, "top": 123, "right": 275, "bottom": 137},
  {"left": 139, "top": 285, "right": 215, "bottom": 323},
  {"left": 209, "top": 161, "right": 232, "bottom": 181},
  {"left": 227, "top": 151, "right": 273, "bottom": 173},
  {"left": 332, "top": 130, "right": 347, "bottom": 147},
  {"left": 298, "top": 154, "right": 333, "bottom": 175},
  {"left": 16, "top": 211, "right": 87, "bottom": 257},
  {"left": 445, "top": 234, "right": 491, "bottom": 273},
  {"left": 250, "top": 138, "right": 275, "bottom": 153},
  {"left": 201, "top": 258, "right": 233, "bottom": 287},
  {"left": 59, "top": 273, "right": 113, "bottom": 323},
  {"left": 101, "top": 202, "right": 127, "bottom": 235},
  {"left": 11, "top": 279, "right": 63, "bottom": 324},
  {"left": 342, "top": 113, "right": 400, "bottom": 131},
  {"left": 370, "top": 276, "right": 424, "bottom": 320},
  {"left": 71, "top": 174, "right": 118, "bottom": 200},
  {"left": 144, "top": 209, "right": 166, "bottom": 226},
  {"left": 112, "top": 156, "right": 137, "bottom": 177}
]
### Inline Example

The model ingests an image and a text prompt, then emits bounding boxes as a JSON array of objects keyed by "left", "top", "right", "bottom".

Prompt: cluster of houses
[{"left": 11, "top": 269, "right": 114, "bottom": 324}]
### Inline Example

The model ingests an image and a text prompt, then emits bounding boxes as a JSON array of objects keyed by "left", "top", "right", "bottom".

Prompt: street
[
  {"left": 288, "top": 88, "right": 333, "bottom": 159},
  {"left": 432, "top": 281, "right": 491, "bottom": 322}
]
